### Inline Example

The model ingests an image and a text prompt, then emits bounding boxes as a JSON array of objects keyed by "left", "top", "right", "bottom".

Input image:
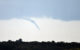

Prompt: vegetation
[{"left": 0, "top": 39, "right": 80, "bottom": 50}]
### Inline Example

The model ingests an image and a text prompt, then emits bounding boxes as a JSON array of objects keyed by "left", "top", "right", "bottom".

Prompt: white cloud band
[{"left": 0, "top": 17, "right": 80, "bottom": 42}]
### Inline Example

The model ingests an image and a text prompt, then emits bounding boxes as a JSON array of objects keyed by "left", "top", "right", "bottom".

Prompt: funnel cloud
[{"left": 23, "top": 17, "right": 40, "bottom": 30}]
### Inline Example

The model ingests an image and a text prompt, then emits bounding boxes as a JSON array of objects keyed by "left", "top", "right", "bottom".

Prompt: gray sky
[
  {"left": 0, "top": 0, "right": 80, "bottom": 20},
  {"left": 0, "top": 0, "right": 80, "bottom": 42}
]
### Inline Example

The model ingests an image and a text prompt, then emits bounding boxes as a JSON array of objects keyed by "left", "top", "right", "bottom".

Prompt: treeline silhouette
[{"left": 0, "top": 39, "right": 80, "bottom": 50}]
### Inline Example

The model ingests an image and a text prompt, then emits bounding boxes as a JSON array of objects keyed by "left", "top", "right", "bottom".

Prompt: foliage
[{"left": 0, "top": 39, "right": 80, "bottom": 50}]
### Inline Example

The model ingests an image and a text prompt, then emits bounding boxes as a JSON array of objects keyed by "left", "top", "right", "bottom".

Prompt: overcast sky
[{"left": 0, "top": 0, "right": 80, "bottom": 42}]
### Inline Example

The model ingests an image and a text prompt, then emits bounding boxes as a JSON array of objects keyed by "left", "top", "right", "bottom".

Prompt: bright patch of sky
[
  {"left": 0, "top": 18, "right": 80, "bottom": 42},
  {"left": 0, "top": 0, "right": 80, "bottom": 20}
]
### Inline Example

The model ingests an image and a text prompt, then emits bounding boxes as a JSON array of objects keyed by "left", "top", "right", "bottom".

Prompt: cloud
[
  {"left": 32, "top": 18, "right": 80, "bottom": 42},
  {"left": 23, "top": 16, "right": 40, "bottom": 30},
  {"left": 0, "top": 17, "right": 80, "bottom": 42},
  {"left": 0, "top": 0, "right": 80, "bottom": 20}
]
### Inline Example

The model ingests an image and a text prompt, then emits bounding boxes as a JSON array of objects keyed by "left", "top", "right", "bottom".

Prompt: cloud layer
[
  {"left": 0, "top": 0, "right": 80, "bottom": 20},
  {"left": 0, "top": 17, "right": 80, "bottom": 42}
]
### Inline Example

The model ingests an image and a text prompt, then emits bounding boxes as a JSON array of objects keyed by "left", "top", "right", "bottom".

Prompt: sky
[{"left": 0, "top": 0, "right": 80, "bottom": 42}]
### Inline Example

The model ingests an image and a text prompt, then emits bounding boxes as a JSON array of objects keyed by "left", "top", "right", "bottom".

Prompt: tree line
[{"left": 0, "top": 39, "right": 80, "bottom": 50}]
